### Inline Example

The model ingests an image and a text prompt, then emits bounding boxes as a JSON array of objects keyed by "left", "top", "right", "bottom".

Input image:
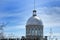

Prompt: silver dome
[{"left": 26, "top": 16, "right": 43, "bottom": 25}]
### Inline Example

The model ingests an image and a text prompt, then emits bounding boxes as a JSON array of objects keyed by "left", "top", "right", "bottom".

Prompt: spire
[{"left": 33, "top": 0, "right": 37, "bottom": 16}]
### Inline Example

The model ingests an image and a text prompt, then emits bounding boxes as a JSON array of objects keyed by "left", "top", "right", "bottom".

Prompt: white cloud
[
  {"left": 4, "top": 25, "right": 25, "bottom": 31},
  {"left": 36, "top": 7, "right": 60, "bottom": 27},
  {"left": 3, "top": 25, "right": 25, "bottom": 38}
]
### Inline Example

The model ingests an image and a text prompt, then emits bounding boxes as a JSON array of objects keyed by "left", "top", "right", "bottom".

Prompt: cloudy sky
[{"left": 0, "top": 0, "right": 60, "bottom": 40}]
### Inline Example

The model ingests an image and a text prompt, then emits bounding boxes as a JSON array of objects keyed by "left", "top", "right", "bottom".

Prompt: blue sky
[{"left": 0, "top": 0, "right": 60, "bottom": 40}]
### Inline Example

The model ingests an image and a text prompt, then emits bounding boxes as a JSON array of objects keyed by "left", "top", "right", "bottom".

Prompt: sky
[{"left": 0, "top": 0, "right": 60, "bottom": 40}]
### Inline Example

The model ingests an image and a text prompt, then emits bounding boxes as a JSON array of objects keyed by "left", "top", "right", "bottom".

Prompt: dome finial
[
  {"left": 33, "top": 0, "right": 37, "bottom": 16},
  {"left": 33, "top": 10, "right": 37, "bottom": 16}
]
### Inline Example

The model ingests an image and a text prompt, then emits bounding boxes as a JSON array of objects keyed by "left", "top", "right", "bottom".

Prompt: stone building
[{"left": 21, "top": 10, "right": 47, "bottom": 40}]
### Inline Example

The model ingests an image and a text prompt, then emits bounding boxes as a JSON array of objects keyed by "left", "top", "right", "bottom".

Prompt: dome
[{"left": 26, "top": 16, "right": 43, "bottom": 25}]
